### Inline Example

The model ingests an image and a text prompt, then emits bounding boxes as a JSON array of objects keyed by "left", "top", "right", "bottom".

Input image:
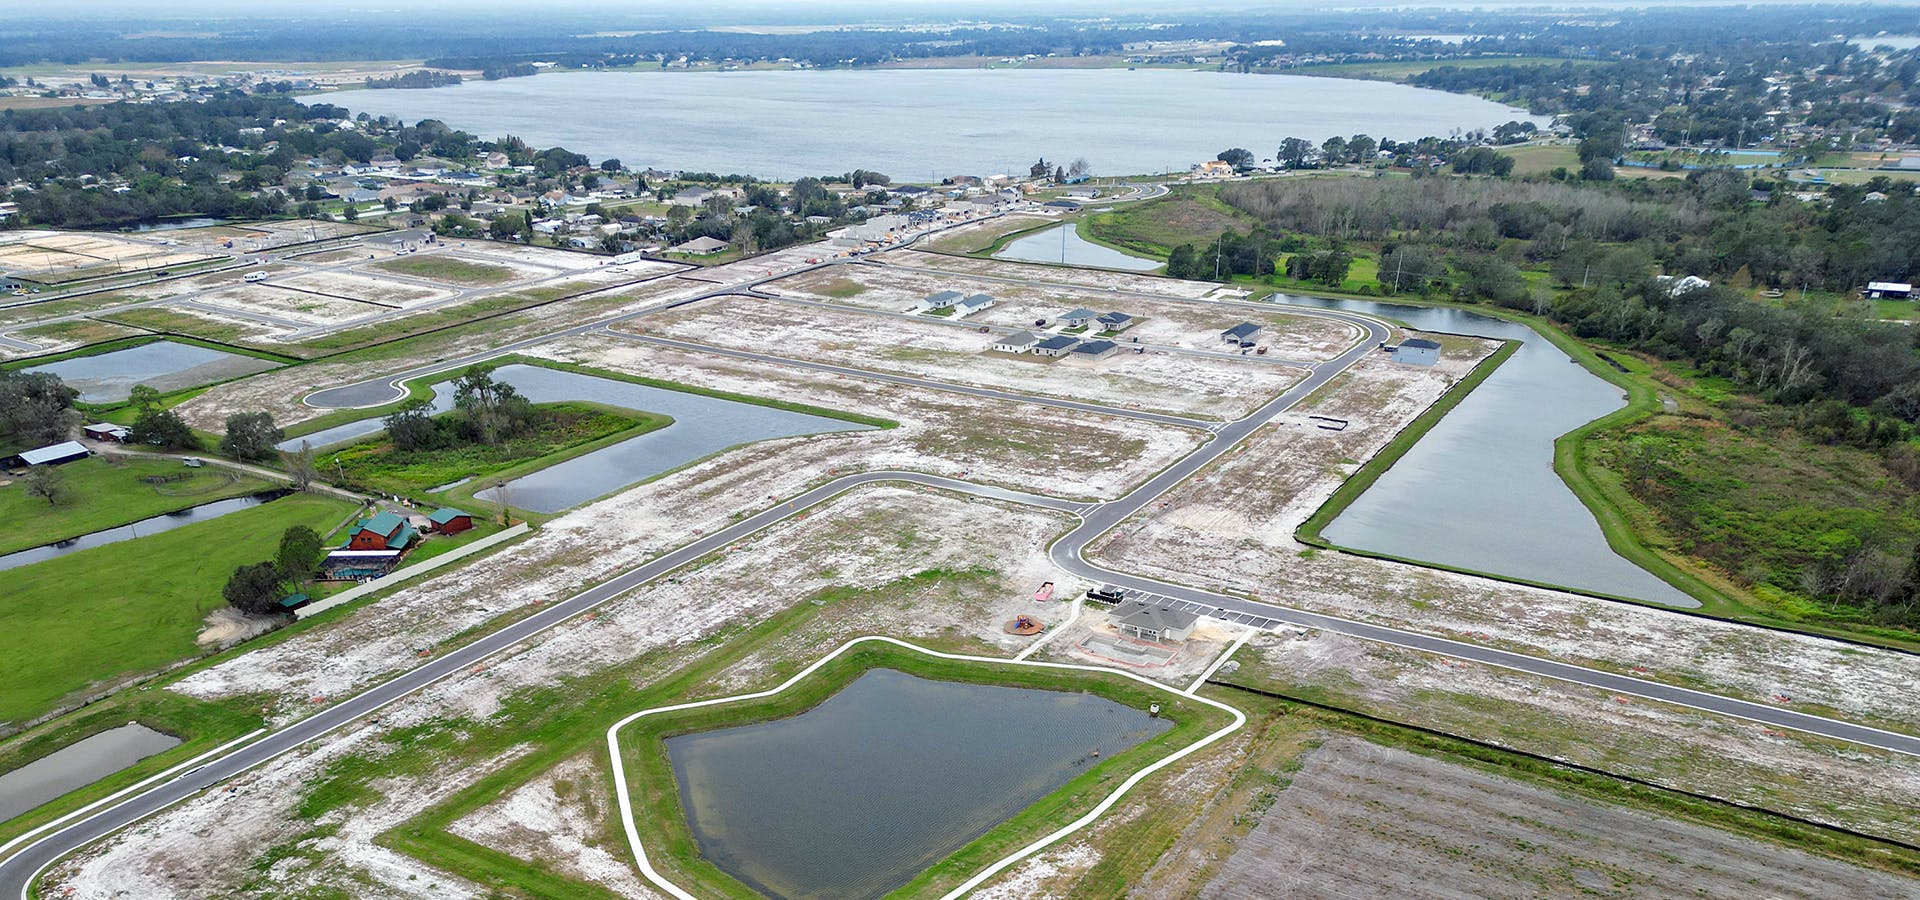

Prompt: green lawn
[
  {"left": 0, "top": 492, "right": 358, "bottom": 724},
  {"left": 1084, "top": 187, "right": 1258, "bottom": 258},
  {"left": 328, "top": 402, "right": 669, "bottom": 498},
  {"left": 1499, "top": 144, "right": 1580, "bottom": 176},
  {"left": 370, "top": 255, "right": 517, "bottom": 286},
  {"left": 0, "top": 456, "right": 272, "bottom": 555},
  {"left": 1292, "top": 55, "right": 1595, "bottom": 82}
]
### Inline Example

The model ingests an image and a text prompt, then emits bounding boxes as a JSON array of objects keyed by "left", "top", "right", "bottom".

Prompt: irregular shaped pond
[
  {"left": 0, "top": 724, "right": 180, "bottom": 823},
  {"left": 1287, "top": 296, "right": 1698, "bottom": 607},
  {"left": 667, "top": 668, "right": 1171, "bottom": 900},
  {"left": 279, "top": 363, "right": 873, "bottom": 513},
  {"left": 994, "top": 223, "right": 1161, "bottom": 272},
  {"left": 22, "top": 340, "right": 278, "bottom": 403}
]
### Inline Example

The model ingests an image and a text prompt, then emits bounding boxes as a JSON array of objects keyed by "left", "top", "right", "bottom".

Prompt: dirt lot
[
  {"left": 891, "top": 249, "right": 1221, "bottom": 298},
  {"left": 0, "top": 231, "right": 217, "bottom": 282},
  {"left": 770, "top": 262, "right": 1360, "bottom": 360},
  {"left": 165, "top": 219, "right": 378, "bottom": 251},
  {"left": 1197, "top": 736, "right": 1919, "bottom": 899},
  {"left": 267, "top": 271, "right": 453, "bottom": 307},
  {"left": 622, "top": 293, "right": 1303, "bottom": 420}
]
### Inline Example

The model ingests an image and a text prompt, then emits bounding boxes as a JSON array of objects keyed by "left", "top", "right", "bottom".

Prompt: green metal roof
[
  {"left": 278, "top": 593, "right": 310, "bottom": 609},
  {"left": 428, "top": 507, "right": 470, "bottom": 525},
  {"left": 359, "top": 510, "right": 407, "bottom": 537}
]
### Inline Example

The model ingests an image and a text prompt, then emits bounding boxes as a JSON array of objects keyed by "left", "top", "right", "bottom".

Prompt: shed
[
  {"left": 346, "top": 510, "right": 420, "bottom": 551},
  {"left": 1222, "top": 322, "right": 1262, "bottom": 345},
  {"left": 1032, "top": 335, "right": 1079, "bottom": 357},
  {"left": 83, "top": 423, "right": 131, "bottom": 443},
  {"left": 1095, "top": 311, "right": 1134, "bottom": 332},
  {"left": 918, "top": 289, "right": 963, "bottom": 311},
  {"left": 428, "top": 507, "right": 474, "bottom": 535},
  {"left": 1393, "top": 338, "right": 1442, "bottom": 366},
  {"left": 992, "top": 331, "right": 1041, "bottom": 353},
  {"left": 1071, "top": 339, "right": 1120, "bottom": 360},
  {"left": 1109, "top": 599, "right": 1198, "bottom": 643},
  {"left": 13, "top": 441, "right": 90, "bottom": 468},
  {"left": 1060, "top": 308, "right": 1099, "bottom": 328},
  {"left": 1867, "top": 281, "right": 1914, "bottom": 299},
  {"left": 277, "top": 592, "right": 311, "bottom": 612}
]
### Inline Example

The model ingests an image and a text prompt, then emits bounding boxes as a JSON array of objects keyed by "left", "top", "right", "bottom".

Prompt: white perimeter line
[{"left": 605, "top": 635, "right": 1246, "bottom": 900}]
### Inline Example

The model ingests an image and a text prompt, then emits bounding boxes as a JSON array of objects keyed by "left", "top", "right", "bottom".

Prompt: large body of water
[
  {"left": 23, "top": 340, "right": 278, "bottom": 404},
  {"left": 995, "top": 223, "right": 1161, "bottom": 271},
  {"left": 317, "top": 69, "right": 1544, "bottom": 180},
  {"left": 1289, "top": 297, "right": 1696, "bottom": 607},
  {"left": 0, "top": 494, "right": 271, "bottom": 573},
  {"left": 281, "top": 363, "right": 871, "bottom": 513},
  {"left": 667, "top": 668, "right": 1170, "bottom": 900},
  {"left": 0, "top": 724, "right": 180, "bottom": 823}
]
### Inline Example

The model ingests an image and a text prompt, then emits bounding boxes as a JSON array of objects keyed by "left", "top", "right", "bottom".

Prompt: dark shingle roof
[
  {"left": 1400, "top": 338, "right": 1441, "bottom": 350},
  {"left": 1224, "top": 322, "right": 1261, "bottom": 339},
  {"left": 1035, "top": 335, "right": 1078, "bottom": 351},
  {"left": 1072, "top": 340, "right": 1118, "bottom": 355}
]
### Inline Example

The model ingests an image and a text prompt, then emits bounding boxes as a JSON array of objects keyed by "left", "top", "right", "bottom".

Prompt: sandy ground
[
  {"left": 892, "top": 249, "right": 1221, "bottom": 298},
  {"left": 1199, "top": 735, "right": 1920, "bottom": 898},
  {"left": 54, "top": 486, "right": 1081, "bottom": 898},
  {"left": 268, "top": 271, "right": 452, "bottom": 307},
  {"left": 1036, "top": 606, "right": 1240, "bottom": 688},
  {"left": 623, "top": 293, "right": 1303, "bottom": 420},
  {"left": 446, "top": 754, "right": 659, "bottom": 899},
  {"left": 1236, "top": 629, "right": 1920, "bottom": 845},
  {"left": 769, "top": 262, "right": 1360, "bottom": 360}
]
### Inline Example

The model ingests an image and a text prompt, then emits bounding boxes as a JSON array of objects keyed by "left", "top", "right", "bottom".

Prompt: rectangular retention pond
[
  {"left": 22, "top": 340, "right": 279, "bottom": 404},
  {"left": 0, "top": 724, "right": 180, "bottom": 823},
  {"left": 279, "top": 363, "right": 874, "bottom": 513},
  {"left": 667, "top": 668, "right": 1171, "bottom": 900}
]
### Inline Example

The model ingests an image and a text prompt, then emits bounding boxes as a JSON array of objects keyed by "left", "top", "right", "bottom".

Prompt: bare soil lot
[
  {"left": 267, "top": 271, "right": 452, "bottom": 307},
  {"left": 623, "top": 294, "right": 1303, "bottom": 420},
  {"left": 164, "top": 219, "right": 378, "bottom": 251},
  {"left": 0, "top": 231, "right": 217, "bottom": 282},
  {"left": 1199, "top": 736, "right": 1920, "bottom": 899},
  {"left": 892, "top": 249, "right": 1220, "bottom": 298}
]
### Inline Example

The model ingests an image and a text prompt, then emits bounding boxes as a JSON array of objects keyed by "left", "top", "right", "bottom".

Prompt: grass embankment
[
  {"left": 327, "top": 402, "right": 670, "bottom": 498},
  {"left": 0, "top": 492, "right": 358, "bottom": 724},
  {"left": 0, "top": 456, "right": 272, "bottom": 555},
  {"left": 1084, "top": 185, "right": 1257, "bottom": 258},
  {"left": 1292, "top": 55, "right": 1600, "bottom": 82},
  {"left": 369, "top": 255, "right": 516, "bottom": 286}
]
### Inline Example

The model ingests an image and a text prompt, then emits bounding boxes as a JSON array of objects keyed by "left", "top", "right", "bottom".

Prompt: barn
[{"left": 429, "top": 507, "right": 474, "bottom": 535}]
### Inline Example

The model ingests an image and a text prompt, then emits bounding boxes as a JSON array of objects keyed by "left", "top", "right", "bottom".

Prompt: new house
[
  {"left": 954, "top": 293, "right": 996, "bottom": 316},
  {"left": 1060, "top": 308, "right": 1100, "bottom": 328},
  {"left": 1222, "top": 322, "right": 1262, "bottom": 345},
  {"left": 992, "top": 331, "right": 1041, "bottom": 353},
  {"left": 1393, "top": 337, "right": 1442, "bottom": 366},
  {"left": 670, "top": 236, "right": 730, "bottom": 255},
  {"left": 1109, "top": 599, "right": 1198, "bottom": 643},
  {"left": 919, "top": 290, "right": 963, "bottom": 312},
  {"left": 1032, "top": 335, "right": 1079, "bottom": 357},
  {"left": 1070, "top": 339, "right": 1120, "bottom": 360},
  {"left": 346, "top": 511, "right": 420, "bottom": 552},
  {"left": 1095, "top": 311, "right": 1134, "bottom": 332}
]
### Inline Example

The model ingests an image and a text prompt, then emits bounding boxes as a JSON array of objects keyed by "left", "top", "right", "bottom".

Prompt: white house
[
  {"left": 953, "top": 293, "right": 996, "bottom": 316},
  {"left": 1060, "top": 308, "right": 1099, "bottom": 329},
  {"left": 918, "top": 290, "right": 963, "bottom": 312},
  {"left": 1393, "top": 337, "right": 1442, "bottom": 366},
  {"left": 992, "top": 331, "right": 1041, "bottom": 353}
]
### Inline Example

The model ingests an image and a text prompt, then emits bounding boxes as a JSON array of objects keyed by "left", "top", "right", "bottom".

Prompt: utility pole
[{"left": 1213, "top": 232, "right": 1224, "bottom": 280}]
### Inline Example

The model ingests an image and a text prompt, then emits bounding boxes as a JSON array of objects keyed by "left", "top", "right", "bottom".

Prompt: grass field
[
  {"left": 328, "top": 401, "right": 669, "bottom": 498},
  {"left": 370, "top": 255, "right": 517, "bottom": 286},
  {"left": 0, "top": 456, "right": 272, "bottom": 555},
  {"left": 1085, "top": 186, "right": 1258, "bottom": 258},
  {"left": 1499, "top": 143, "right": 1580, "bottom": 175},
  {"left": 0, "top": 492, "right": 358, "bottom": 724}
]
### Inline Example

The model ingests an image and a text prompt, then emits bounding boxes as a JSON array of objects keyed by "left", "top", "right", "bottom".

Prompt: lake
[
  {"left": 995, "top": 223, "right": 1161, "bottom": 272},
  {"left": 1289, "top": 297, "right": 1697, "bottom": 607},
  {"left": 667, "top": 668, "right": 1170, "bottom": 900},
  {"left": 0, "top": 724, "right": 180, "bottom": 823},
  {"left": 0, "top": 493, "right": 273, "bottom": 573},
  {"left": 317, "top": 69, "right": 1544, "bottom": 180},
  {"left": 23, "top": 340, "right": 279, "bottom": 404},
  {"left": 280, "top": 363, "right": 872, "bottom": 513}
]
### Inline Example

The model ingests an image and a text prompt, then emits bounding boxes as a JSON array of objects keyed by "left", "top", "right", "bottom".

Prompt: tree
[
  {"left": 0, "top": 370, "right": 79, "bottom": 446},
  {"left": 1166, "top": 243, "right": 1204, "bottom": 280},
  {"left": 1067, "top": 157, "right": 1092, "bottom": 179},
  {"left": 384, "top": 400, "right": 440, "bottom": 452},
  {"left": 1029, "top": 158, "right": 1051, "bottom": 178},
  {"left": 601, "top": 158, "right": 622, "bottom": 173},
  {"left": 1277, "top": 137, "right": 1314, "bottom": 169},
  {"left": 219, "top": 412, "right": 282, "bottom": 461},
  {"left": 343, "top": 203, "right": 359, "bottom": 221},
  {"left": 285, "top": 440, "right": 318, "bottom": 491},
  {"left": 1216, "top": 148, "right": 1255, "bottom": 171},
  {"left": 452, "top": 365, "right": 530, "bottom": 446},
  {"left": 129, "top": 407, "right": 195, "bottom": 449},
  {"left": 24, "top": 466, "right": 67, "bottom": 507},
  {"left": 1348, "top": 134, "right": 1378, "bottom": 163},
  {"left": 128, "top": 384, "right": 161, "bottom": 414},
  {"left": 275, "top": 525, "right": 323, "bottom": 587},
  {"left": 1380, "top": 246, "right": 1444, "bottom": 294},
  {"left": 1321, "top": 136, "right": 1350, "bottom": 166},
  {"left": 223, "top": 561, "right": 286, "bottom": 616},
  {"left": 1053, "top": 165, "right": 1066, "bottom": 183}
]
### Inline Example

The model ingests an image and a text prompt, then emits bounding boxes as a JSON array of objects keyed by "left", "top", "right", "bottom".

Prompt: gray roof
[
  {"left": 19, "top": 441, "right": 89, "bottom": 465},
  {"left": 1111, "top": 599, "right": 1198, "bottom": 633},
  {"left": 1061, "top": 307, "right": 1099, "bottom": 320},
  {"left": 926, "top": 289, "right": 963, "bottom": 304},
  {"left": 957, "top": 293, "right": 994, "bottom": 308},
  {"left": 1224, "top": 322, "right": 1261, "bottom": 339},
  {"left": 1096, "top": 311, "right": 1133, "bottom": 324},
  {"left": 1400, "top": 338, "right": 1442, "bottom": 350},
  {"left": 1072, "top": 339, "right": 1118, "bottom": 355},
  {"left": 1035, "top": 335, "right": 1078, "bottom": 350},
  {"left": 997, "top": 330, "right": 1041, "bottom": 346}
]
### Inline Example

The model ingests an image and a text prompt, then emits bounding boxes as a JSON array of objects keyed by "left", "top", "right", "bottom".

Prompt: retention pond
[
  {"left": 0, "top": 493, "right": 273, "bottom": 574},
  {"left": 22, "top": 340, "right": 279, "bottom": 404},
  {"left": 0, "top": 724, "right": 180, "bottom": 823},
  {"left": 1288, "top": 296, "right": 1697, "bottom": 608},
  {"left": 280, "top": 363, "right": 873, "bottom": 513},
  {"left": 666, "top": 668, "right": 1171, "bottom": 900},
  {"left": 994, "top": 223, "right": 1161, "bottom": 272}
]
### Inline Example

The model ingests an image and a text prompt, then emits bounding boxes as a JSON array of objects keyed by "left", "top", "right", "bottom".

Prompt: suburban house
[
  {"left": 346, "top": 511, "right": 420, "bottom": 552},
  {"left": 992, "top": 331, "right": 1042, "bottom": 353},
  {"left": 1223, "top": 322, "right": 1262, "bottom": 345},
  {"left": 954, "top": 293, "right": 996, "bottom": 316},
  {"left": 1194, "top": 159, "right": 1236, "bottom": 179},
  {"left": 428, "top": 507, "right": 474, "bottom": 535},
  {"left": 1867, "top": 281, "right": 1915, "bottom": 300},
  {"left": 7, "top": 441, "right": 90, "bottom": 468},
  {"left": 919, "top": 290, "right": 963, "bottom": 312},
  {"left": 82, "top": 422, "right": 131, "bottom": 442},
  {"left": 1060, "top": 308, "right": 1100, "bottom": 329},
  {"left": 1109, "top": 599, "right": 1198, "bottom": 643},
  {"left": 671, "top": 236, "right": 730, "bottom": 255},
  {"left": 1032, "top": 335, "right": 1079, "bottom": 357},
  {"left": 1095, "top": 311, "right": 1134, "bottom": 332},
  {"left": 1070, "top": 339, "right": 1120, "bottom": 360},
  {"left": 1393, "top": 337, "right": 1442, "bottom": 366},
  {"left": 670, "top": 186, "right": 715, "bottom": 207}
]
